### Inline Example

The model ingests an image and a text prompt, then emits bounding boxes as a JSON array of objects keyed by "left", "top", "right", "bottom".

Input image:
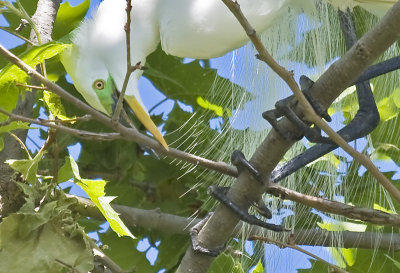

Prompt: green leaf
[
  {"left": 370, "top": 115, "right": 400, "bottom": 165},
  {"left": 144, "top": 47, "right": 249, "bottom": 117},
  {"left": 0, "top": 82, "right": 20, "bottom": 122},
  {"left": 209, "top": 253, "right": 244, "bottom": 273},
  {"left": 328, "top": 86, "right": 358, "bottom": 122},
  {"left": 6, "top": 151, "right": 45, "bottom": 184},
  {"left": 0, "top": 121, "right": 31, "bottom": 133},
  {"left": 57, "top": 155, "right": 75, "bottom": 183},
  {"left": 391, "top": 88, "right": 400, "bottom": 108},
  {"left": 155, "top": 234, "right": 189, "bottom": 270},
  {"left": 250, "top": 260, "right": 264, "bottom": 273},
  {"left": 0, "top": 207, "right": 93, "bottom": 273},
  {"left": 65, "top": 155, "right": 134, "bottom": 238},
  {"left": 69, "top": 154, "right": 81, "bottom": 180},
  {"left": 197, "top": 96, "right": 226, "bottom": 117},
  {"left": 77, "top": 179, "right": 135, "bottom": 239},
  {"left": 43, "top": 90, "right": 70, "bottom": 120},
  {"left": 99, "top": 231, "right": 150, "bottom": 272},
  {"left": 0, "top": 42, "right": 70, "bottom": 121},
  {"left": 377, "top": 96, "right": 398, "bottom": 121},
  {"left": 347, "top": 248, "right": 400, "bottom": 272},
  {"left": 53, "top": 0, "right": 90, "bottom": 40},
  {"left": 0, "top": 42, "right": 70, "bottom": 81}
]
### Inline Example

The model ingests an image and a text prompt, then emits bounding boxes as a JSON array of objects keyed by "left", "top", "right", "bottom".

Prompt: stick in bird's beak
[{"left": 124, "top": 96, "right": 169, "bottom": 151}]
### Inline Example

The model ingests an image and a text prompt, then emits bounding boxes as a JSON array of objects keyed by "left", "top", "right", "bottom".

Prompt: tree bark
[{"left": 0, "top": 0, "right": 61, "bottom": 219}]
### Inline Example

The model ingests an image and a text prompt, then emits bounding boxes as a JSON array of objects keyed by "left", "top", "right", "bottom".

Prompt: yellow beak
[{"left": 125, "top": 96, "right": 169, "bottom": 151}]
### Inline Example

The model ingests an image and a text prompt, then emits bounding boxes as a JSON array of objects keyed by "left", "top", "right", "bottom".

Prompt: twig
[
  {"left": 38, "top": 128, "right": 56, "bottom": 154},
  {"left": 0, "top": 26, "right": 34, "bottom": 45},
  {"left": 221, "top": 0, "right": 400, "bottom": 204},
  {"left": 267, "top": 183, "right": 400, "bottom": 227},
  {"left": 54, "top": 259, "right": 82, "bottom": 273},
  {"left": 121, "top": 107, "right": 139, "bottom": 132},
  {"left": 38, "top": 114, "right": 92, "bottom": 124},
  {"left": 9, "top": 132, "right": 31, "bottom": 159},
  {"left": 15, "top": 0, "right": 41, "bottom": 45},
  {"left": 148, "top": 98, "right": 169, "bottom": 114},
  {"left": 0, "top": 43, "right": 236, "bottom": 176},
  {"left": 15, "top": 82, "right": 47, "bottom": 90},
  {"left": 112, "top": 0, "right": 145, "bottom": 123},
  {"left": 51, "top": 136, "right": 59, "bottom": 184},
  {"left": 89, "top": 241, "right": 130, "bottom": 273},
  {"left": 249, "top": 235, "right": 348, "bottom": 273},
  {"left": 0, "top": 108, "right": 123, "bottom": 141}
]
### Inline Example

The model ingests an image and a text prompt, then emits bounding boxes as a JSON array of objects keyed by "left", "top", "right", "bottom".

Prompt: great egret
[{"left": 61, "top": 0, "right": 395, "bottom": 151}]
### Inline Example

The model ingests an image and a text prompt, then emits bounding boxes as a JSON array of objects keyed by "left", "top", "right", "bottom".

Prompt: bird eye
[{"left": 93, "top": 79, "right": 105, "bottom": 90}]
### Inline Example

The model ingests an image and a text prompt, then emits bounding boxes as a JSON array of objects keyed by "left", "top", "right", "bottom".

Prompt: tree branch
[
  {"left": 112, "top": 0, "right": 145, "bottom": 124},
  {"left": 0, "top": 108, "right": 124, "bottom": 141},
  {"left": 176, "top": 2, "right": 400, "bottom": 272},
  {"left": 68, "top": 194, "right": 400, "bottom": 251},
  {"left": 221, "top": 0, "right": 400, "bottom": 203},
  {"left": 0, "top": 44, "right": 238, "bottom": 177},
  {"left": 268, "top": 184, "right": 400, "bottom": 227},
  {"left": 0, "top": 0, "right": 60, "bottom": 218}
]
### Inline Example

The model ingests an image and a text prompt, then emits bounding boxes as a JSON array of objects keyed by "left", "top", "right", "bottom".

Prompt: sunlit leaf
[
  {"left": 250, "top": 260, "right": 264, "bottom": 273},
  {"left": 0, "top": 42, "right": 69, "bottom": 121},
  {"left": 377, "top": 96, "right": 398, "bottom": 121},
  {"left": 64, "top": 156, "right": 134, "bottom": 239},
  {"left": 43, "top": 90, "right": 71, "bottom": 120},
  {"left": 373, "top": 204, "right": 394, "bottom": 214},
  {"left": 53, "top": 0, "right": 90, "bottom": 40},
  {"left": 78, "top": 179, "right": 134, "bottom": 239},
  {"left": 197, "top": 96, "right": 225, "bottom": 117}
]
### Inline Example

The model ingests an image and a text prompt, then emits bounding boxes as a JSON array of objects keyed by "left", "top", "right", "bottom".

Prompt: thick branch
[
  {"left": 177, "top": 2, "right": 400, "bottom": 272},
  {"left": 222, "top": 1, "right": 400, "bottom": 203},
  {"left": 69, "top": 194, "right": 400, "bottom": 251},
  {"left": 0, "top": 0, "right": 60, "bottom": 218},
  {"left": 30, "top": 0, "right": 61, "bottom": 44}
]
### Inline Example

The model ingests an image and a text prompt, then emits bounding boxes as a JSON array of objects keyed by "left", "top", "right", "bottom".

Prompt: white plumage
[{"left": 61, "top": 0, "right": 395, "bottom": 149}]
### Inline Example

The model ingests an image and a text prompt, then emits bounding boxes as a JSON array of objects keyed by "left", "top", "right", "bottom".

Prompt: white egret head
[{"left": 61, "top": 40, "right": 169, "bottom": 150}]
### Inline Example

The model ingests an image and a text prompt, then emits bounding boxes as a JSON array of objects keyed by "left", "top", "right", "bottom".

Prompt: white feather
[{"left": 62, "top": 0, "right": 394, "bottom": 116}]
